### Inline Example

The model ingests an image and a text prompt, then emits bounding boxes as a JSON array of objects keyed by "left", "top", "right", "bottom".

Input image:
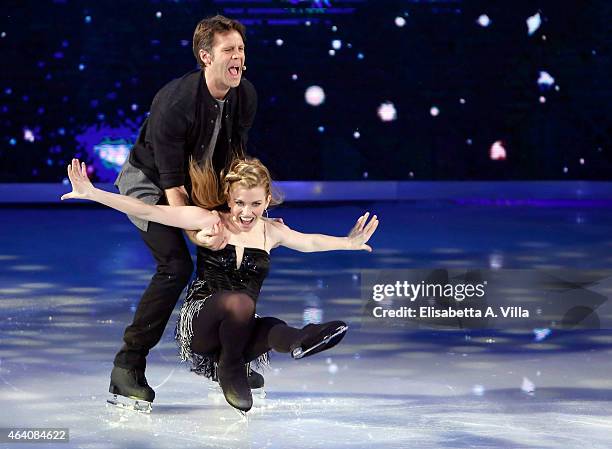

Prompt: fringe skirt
[{"left": 174, "top": 279, "right": 270, "bottom": 380}]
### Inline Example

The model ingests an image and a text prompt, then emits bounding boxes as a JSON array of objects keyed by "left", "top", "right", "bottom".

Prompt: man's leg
[{"left": 111, "top": 220, "right": 193, "bottom": 400}]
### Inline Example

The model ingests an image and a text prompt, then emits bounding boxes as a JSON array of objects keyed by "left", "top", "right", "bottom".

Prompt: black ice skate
[
  {"left": 290, "top": 321, "right": 349, "bottom": 359},
  {"left": 217, "top": 359, "right": 253, "bottom": 412},
  {"left": 246, "top": 368, "right": 265, "bottom": 390},
  {"left": 211, "top": 362, "right": 265, "bottom": 390},
  {"left": 211, "top": 363, "right": 264, "bottom": 390},
  {"left": 209, "top": 365, "right": 266, "bottom": 403},
  {"left": 107, "top": 366, "right": 155, "bottom": 413}
]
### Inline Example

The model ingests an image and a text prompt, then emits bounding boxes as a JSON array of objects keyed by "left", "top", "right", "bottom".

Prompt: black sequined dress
[{"left": 175, "top": 243, "right": 271, "bottom": 379}]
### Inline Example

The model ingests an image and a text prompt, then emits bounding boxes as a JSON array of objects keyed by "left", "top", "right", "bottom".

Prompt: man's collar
[{"left": 201, "top": 70, "right": 235, "bottom": 104}]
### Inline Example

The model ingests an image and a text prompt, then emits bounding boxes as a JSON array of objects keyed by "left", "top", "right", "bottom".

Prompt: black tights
[{"left": 190, "top": 291, "right": 306, "bottom": 363}]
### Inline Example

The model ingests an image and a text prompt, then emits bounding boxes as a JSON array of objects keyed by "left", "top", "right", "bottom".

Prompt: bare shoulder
[
  {"left": 264, "top": 217, "right": 290, "bottom": 232},
  {"left": 263, "top": 218, "right": 290, "bottom": 248}
]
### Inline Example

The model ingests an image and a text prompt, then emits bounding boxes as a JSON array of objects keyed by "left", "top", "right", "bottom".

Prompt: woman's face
[{"left": 227, "top": 184, "right": 270, "bottom": 231}]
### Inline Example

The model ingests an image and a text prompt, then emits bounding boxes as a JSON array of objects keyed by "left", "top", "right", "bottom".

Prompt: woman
[{"left": 62, "top": 158, "right": 378, "bottom": 412}]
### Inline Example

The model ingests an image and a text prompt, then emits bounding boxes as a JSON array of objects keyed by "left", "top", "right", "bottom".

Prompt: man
[{"left": 109, "top": 15, "right": 259, "bottom": 410}]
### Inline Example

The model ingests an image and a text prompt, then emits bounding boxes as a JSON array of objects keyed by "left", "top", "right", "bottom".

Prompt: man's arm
[
  {"left": 150, "top": 102, "right": 192, "bottom": 190},
  {"left": 165, "top": 186, "right": 189, "bottom": 207}
]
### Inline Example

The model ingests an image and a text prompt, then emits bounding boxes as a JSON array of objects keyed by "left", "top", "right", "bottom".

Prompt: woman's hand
[
  {"left": 60, "top": 159, "right": 95, "bottom": 200},
  {"left": 347, "top": 212, "right": 379, "bottom": 252}
]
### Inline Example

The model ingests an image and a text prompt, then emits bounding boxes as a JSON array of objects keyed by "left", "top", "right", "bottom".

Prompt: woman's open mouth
[{"left": 238, "top": 216, "right": 254, "bottom": 225}]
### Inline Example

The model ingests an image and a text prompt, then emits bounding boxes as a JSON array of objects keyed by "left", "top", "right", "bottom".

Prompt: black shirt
[{"left": 129, "top": 69, "right": 257, "bottom": 191}]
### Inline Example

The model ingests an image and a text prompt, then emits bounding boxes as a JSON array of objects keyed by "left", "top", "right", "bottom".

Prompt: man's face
[{"left": 203, "top": 30, "right": 245, "bottom": 91}]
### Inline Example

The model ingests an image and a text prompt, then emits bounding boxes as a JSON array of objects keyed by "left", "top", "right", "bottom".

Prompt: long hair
[
  {"left": 189, "top": 157, "right": 225, "bottom": 209},
  {"left": 189, "top": 156, "right": 283, "bottom": 209}
]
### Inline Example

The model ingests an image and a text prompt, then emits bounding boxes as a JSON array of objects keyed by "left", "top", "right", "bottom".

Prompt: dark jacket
[{"left": 129, "top": 69, "right": 257, "bottom": 191}]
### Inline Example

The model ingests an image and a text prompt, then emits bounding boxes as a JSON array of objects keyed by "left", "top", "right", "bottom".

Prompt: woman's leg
[
  {"left": 190, "top": 291, "right": 256, "bottom": 411},
  {"left": 243, "top": 317, "right": 291, "bottom": 362},
  {"left": 243, "top": 317, "right": 348, "bottom": 362},
  {"left": 190, "top": 291, "right": 256, "bottom": 356}
]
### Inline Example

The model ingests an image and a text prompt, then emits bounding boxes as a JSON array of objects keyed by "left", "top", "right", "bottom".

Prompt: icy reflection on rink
[{"left": 2, "top": 204, "right": 612, "bottom": 448}]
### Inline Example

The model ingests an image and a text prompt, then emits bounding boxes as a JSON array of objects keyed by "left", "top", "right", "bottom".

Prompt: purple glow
[{"left": 74, "top": 121, "right": 140, "bottom": 182}]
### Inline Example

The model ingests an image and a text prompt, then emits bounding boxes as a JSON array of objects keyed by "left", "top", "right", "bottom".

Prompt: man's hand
[
  {"left": 186, "top": 211, "right": 228, "bottom": 250},
  {"left": 219, "top": 211, "right": 242, "bottom": 234},
  {"left": 269, "top": 217, "right": 285, "bottom": 226}
]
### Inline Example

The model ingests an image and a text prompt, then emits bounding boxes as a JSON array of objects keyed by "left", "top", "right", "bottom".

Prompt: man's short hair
[{"left": 192, "top": 15, "right": 246, "bottom": 68}]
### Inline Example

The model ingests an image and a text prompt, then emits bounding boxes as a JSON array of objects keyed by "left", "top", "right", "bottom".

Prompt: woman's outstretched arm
[
  {"left": 61, "top": 159, "right": 219, "bottom": 231},
  {"left": 269, "top": 212, "right": 379, "bottom": 253}
]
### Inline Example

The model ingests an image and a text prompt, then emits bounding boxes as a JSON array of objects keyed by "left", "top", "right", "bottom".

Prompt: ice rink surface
[{"left": 2, "top": 201, "right": 612, "bottom": 448}]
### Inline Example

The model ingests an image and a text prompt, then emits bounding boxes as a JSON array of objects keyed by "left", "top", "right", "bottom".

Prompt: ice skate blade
[
  {"left": 291, "top": 325, "right": 348, "bottom": 359},
  {"left": 106, "top": 394, "right": 152, "bottom": 413},
  {"left": 210, "top": 386, "right": 266, "bottom": 403},
  {"left": 232, "top": 408, "right": 249, "bottom": 420}
]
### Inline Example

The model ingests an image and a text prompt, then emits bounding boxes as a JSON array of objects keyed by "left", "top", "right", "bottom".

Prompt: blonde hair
[{"left": 189, "top": 157, "right": 283, "bottom": 209}]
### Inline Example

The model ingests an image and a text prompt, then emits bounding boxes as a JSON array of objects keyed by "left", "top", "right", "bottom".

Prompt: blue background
[{"left": 1, "top": 0, "right": 610, "bottom": 182}]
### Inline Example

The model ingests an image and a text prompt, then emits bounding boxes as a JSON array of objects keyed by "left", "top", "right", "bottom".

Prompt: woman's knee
[{"left": 223, "top": 293, "right": 255, "bottom": 321}]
